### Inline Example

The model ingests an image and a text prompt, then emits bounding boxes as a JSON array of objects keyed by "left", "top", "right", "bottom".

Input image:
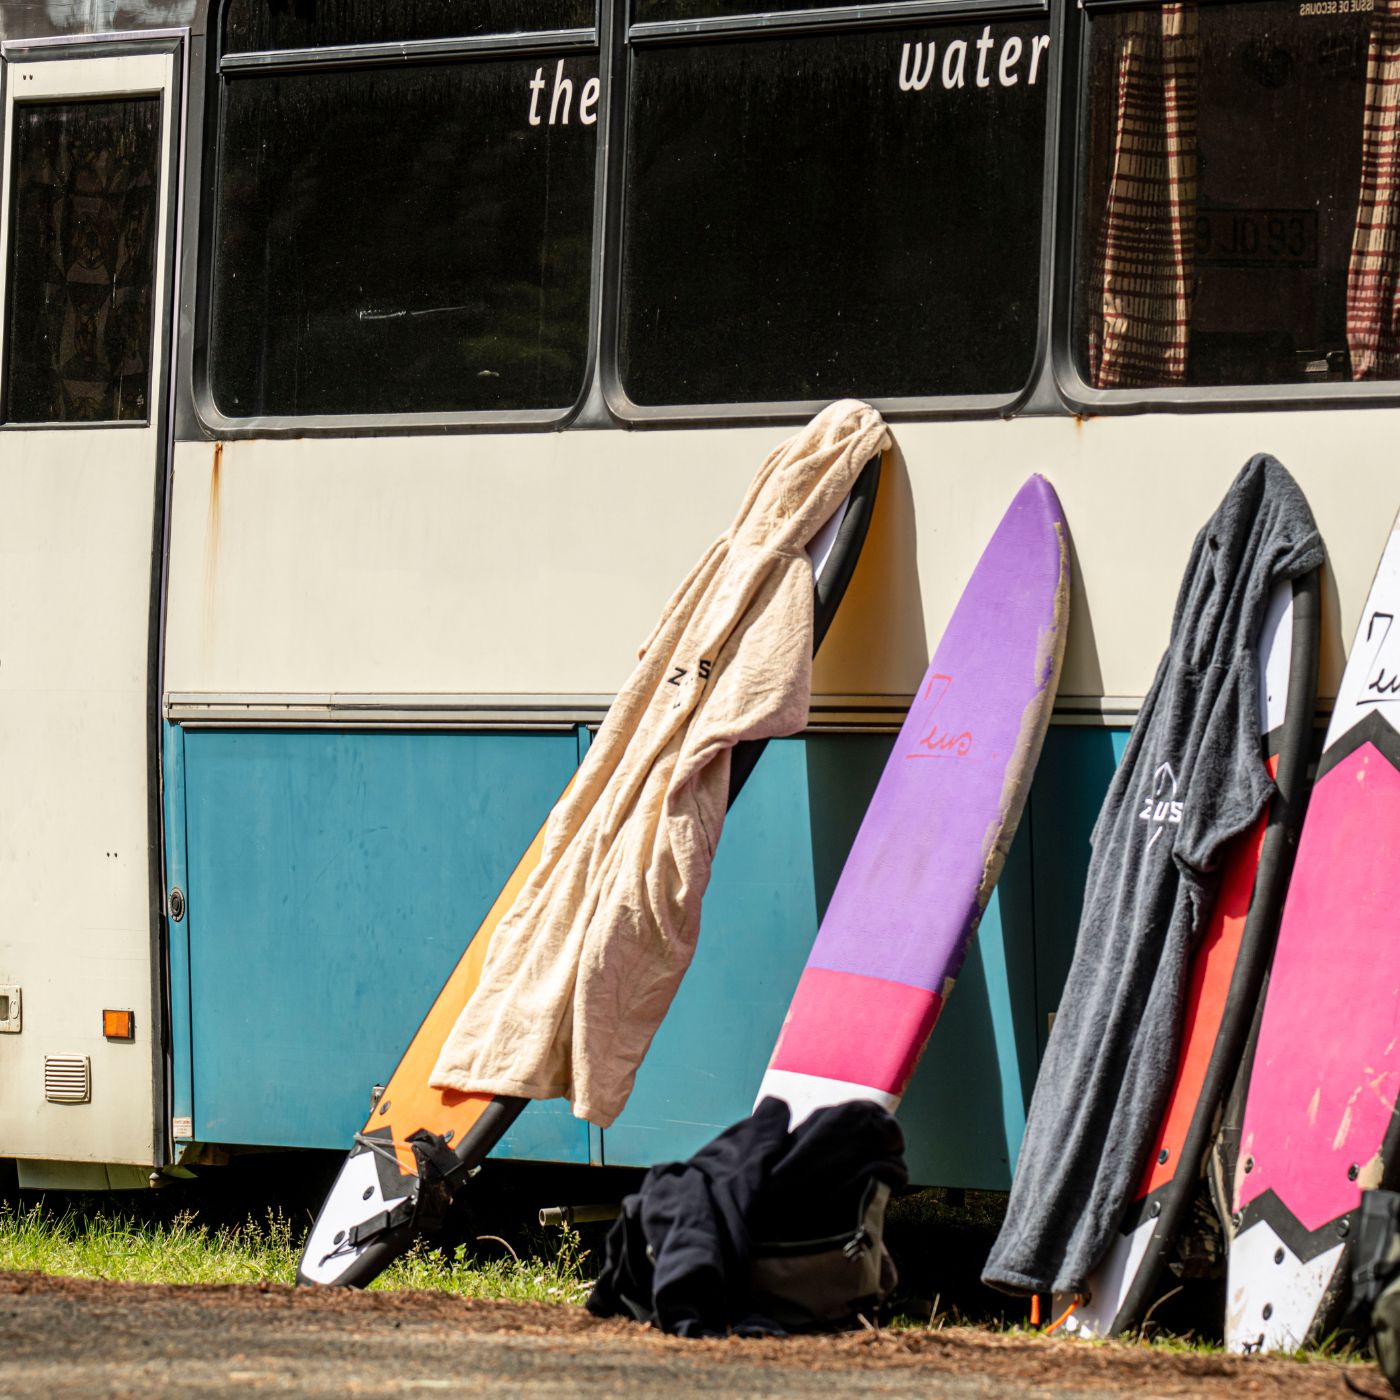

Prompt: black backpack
[
  {"left": 1348, "top": 1190, "right": 1400, "bottom": 1392},
  {"left": 586, "top": 1096, "right": 908, "bottom": 1336}
]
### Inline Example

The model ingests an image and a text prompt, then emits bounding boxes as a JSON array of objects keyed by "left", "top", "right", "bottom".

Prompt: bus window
[
  {"left": 209, "top": 20, "right": 598, "bottom": 420},
  {"left": 619, "top": 18, "right": 1049, "bottom": 408},
  {"left": 4, "top": 98, "right": 160, "bottom": 423},
  {"left": 224, "top": 0, "right": 594, "bottom": 52},
  {"left": 1074, "top": 0, "right": 1384, "bottom": 390}
]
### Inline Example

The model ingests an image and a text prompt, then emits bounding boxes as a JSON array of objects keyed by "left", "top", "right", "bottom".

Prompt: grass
[
  {"left": 0, "top": 1200, "right": 593, "bottom": 1304},
  {"left": 0, "top": 1194, "right": 1377, "bottom": 1367}
]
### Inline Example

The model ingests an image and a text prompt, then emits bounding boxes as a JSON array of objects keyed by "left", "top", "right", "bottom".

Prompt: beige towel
[{"left": 429, "top": 400, "right": 890, "bottom": 1127}]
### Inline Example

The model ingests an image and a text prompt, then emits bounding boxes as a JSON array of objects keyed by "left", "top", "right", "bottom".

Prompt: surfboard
[
  {"left": 1059, "top": 569, "right": 1320, "bottom": 1341},
  {"left": 297, "top": 453, "right": 881, "bottom": 1288},
  {"left": 1221, "top": 510, "right": 1400, "bottom": 1353},
  {"left": 755, "top": 474, "right": 1068, "bottom": 1126}
]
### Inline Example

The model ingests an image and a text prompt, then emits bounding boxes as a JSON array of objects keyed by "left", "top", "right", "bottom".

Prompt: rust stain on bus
[{"left": 202, "top": 442, "right": 223, "bottom": 640}]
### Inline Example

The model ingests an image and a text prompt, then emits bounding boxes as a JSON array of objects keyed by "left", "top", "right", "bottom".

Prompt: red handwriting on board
[{"left": 907, "top": 673, "right": 974, "bottom": 758}]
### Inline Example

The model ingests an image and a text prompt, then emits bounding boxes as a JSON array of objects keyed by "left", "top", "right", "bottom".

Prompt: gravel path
[{"left": 0, "top": 1272, "right": 1384, "bottom": 1399}]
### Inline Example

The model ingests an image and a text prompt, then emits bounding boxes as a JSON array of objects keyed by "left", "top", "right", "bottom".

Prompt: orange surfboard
[{"left": 298, "top": 454, "right": 881, "bottom": 1287}]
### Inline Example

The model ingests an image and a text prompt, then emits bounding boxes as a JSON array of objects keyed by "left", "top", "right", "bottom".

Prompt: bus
[{"left": 0, "top": 0, "right": 1388, "bottom": 1194}]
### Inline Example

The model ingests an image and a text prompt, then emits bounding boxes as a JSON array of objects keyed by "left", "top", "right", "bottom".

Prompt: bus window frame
[
  {"left": 599, "top": 0, "right": 1061, "bottom": 428},
  {"left": 177, "top": 0, "right": 1400, "bottom": 436},
  {"left": 0, "top": 35, "right": 186, "bottom": 434},
  {"left": 190, "top": 7, "right": 609, "bottom": 438},
  {"left": 191, "top": 0, "right": 1066, "bottom": 436},
  {"left": 1050, "top": 0, "right": 1400, "bottom": 415}
]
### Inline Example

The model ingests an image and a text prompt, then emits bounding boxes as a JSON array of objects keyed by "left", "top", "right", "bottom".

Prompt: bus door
[{"left": 0, "top": 42, "right": 181, "bottom": 1175}]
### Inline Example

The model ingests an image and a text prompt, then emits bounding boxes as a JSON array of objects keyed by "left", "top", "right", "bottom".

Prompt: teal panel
[
  {"left": 1027, "top": 727, "right": 1129, "bottom": 1060},
  {"left": 169, "top": 723, "right": 1127, "bottom": 1183},
  {"left": 603, "top": 737, "right": 827, "bottom": 1166},
  {"left": 804, "top": 734, "right": 893, "bottom": 919},
  {"left": 179, "top": 728, "right": 585, "bottom": 1159},
  {"left": 602, "top": 734, "right": 891, "bottom": 1165},
  {"left": 498, "top": 1098, "right": 589, "bottom": 1163}
]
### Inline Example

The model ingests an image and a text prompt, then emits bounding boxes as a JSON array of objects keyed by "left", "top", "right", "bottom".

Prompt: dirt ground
[{"left": 0, "top": 1271, "right": 1388, "bottom": 1400}]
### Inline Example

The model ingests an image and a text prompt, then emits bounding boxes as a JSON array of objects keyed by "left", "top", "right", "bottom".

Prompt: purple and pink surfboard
[
  {"left": 1224, "top": 510, "right": 1400, "bottom": 1352},
  {"left": 756, "top": 475, "right": 1069, "bottom": 1123}
]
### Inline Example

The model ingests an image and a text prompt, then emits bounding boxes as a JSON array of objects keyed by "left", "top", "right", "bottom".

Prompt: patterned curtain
[
  {"left": 1087, "top": 4, "right": 1199, "bottom": 390},
  {"left": 1347, "top": 0, "right": 1400, "bottom": 380}
]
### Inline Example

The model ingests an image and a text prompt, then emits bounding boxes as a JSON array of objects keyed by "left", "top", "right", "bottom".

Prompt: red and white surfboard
[{"left": 1062, "top": 571, "right": 1319, "bottom": 1340}]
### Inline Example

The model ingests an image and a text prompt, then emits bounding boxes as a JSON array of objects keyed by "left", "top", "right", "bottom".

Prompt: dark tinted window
[
  {"left": 225, "top": 0, "right": 593, "bottom": 52},
  {"left": 1076, "top": 0, "right": 1375, "bottom": 389},
  {"left": 621, "top": 22, "right": 1049, "bottom": 405},
  {"left": 4, "top": 98, "right": 160, "bottom": 423},
  {"left": 210, "top": 57, "right": 598, "bottom": 417}
]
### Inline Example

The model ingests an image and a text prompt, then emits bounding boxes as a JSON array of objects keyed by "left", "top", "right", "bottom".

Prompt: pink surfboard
[
  {"left": 1224, "top": 508, "right": 1400, "bottom": 1352},
  {"left": 756, "top": 475, "right": 1069, "bottom": 1123}
]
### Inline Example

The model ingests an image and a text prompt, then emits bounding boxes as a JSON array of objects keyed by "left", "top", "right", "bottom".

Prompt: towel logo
[
  {"left": 906, "top": 673, "right": 974, "bottom": 759},
  {"left": 667, "top": 660, "right": 713, "bottom": 686},
  {"left": 667, "top": 658, "right": 715, "bottom": 705},
  {"left": 1139, "top": 762, "right": 1184, "bottom": 849}
]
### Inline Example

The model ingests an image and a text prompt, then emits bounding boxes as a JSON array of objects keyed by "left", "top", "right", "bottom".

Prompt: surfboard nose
[
  {"left": 971, "top": 475, "right": 1068, "bottom": 604},
  {"left": 1012, "top": 472, "right": 1066, "bottom": 527}
]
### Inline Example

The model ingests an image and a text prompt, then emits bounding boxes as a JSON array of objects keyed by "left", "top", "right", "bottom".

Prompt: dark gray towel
[{"left": 983, "top": 454, "right": 1325, "bottom": 1297}]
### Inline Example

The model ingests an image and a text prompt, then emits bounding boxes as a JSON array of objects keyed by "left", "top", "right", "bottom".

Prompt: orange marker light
[{"left": 102, "top": 1009, "right": 135, "bottom": 1041}]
